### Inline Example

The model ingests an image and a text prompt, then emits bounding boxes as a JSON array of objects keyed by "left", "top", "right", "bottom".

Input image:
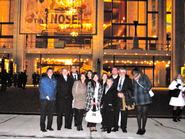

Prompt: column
[
  {"left": 13, "top": 0, "right": 25, "bottom": 72},
  {"left": 92, "top": 0, "right": 104, "bottom": 75},
  {"left": 158, "top": 0, "right": 166, "bottom": 50},
  {"left": 171, "top": 0, "right": 184, "bottom": 79}
]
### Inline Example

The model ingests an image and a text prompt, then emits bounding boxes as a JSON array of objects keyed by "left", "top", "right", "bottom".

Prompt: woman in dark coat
[
  {"left": 132, "top": 68, "right": 152, "bottom": 135},
  {"left": 101, "top": 78, "right": 117, "bottom": 133}
]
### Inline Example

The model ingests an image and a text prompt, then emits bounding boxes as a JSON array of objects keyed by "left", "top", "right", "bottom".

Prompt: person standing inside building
[
  {"left": 85, "top": 73, "right": 103, "bottom": 132},
  {"left": 56, "top": 68, "right": 73, "bottom": 130},
  {"left": 72, "top": 73, "right": 87, "bottom": 131},
  {"left": 101, "top": 78, "right": 117, "bottom": 133},
  {"left": 110, "top": 67, "right": 120, "bottom": 131},
  {"left": 117, "top": 67, "right": 133, "bottom": 133},
  {"left": 32, "top": 72, "right": 37, "bottom": 87},
  {"left": 168, "top": 74, "right": 185, "bottom": 122},
  {"left": 21, "top": 70, "right": 27, "bottom": 89},
  {"left": 132, "top": 68, "right": 152, "bottom": 135},
  {"left": 39, "top": 67, "right": 57, "bottom": 132}
]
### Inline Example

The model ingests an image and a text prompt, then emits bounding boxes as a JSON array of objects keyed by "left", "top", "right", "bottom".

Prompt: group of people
[
  {"left": 39, "top": 66, "right": 153, "bottom": 135},
  {"left": 0, "top": 70, "right": 27, "bottom": 92}
]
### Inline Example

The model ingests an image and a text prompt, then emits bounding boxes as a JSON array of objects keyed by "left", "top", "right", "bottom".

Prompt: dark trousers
[
  {"left": 113, "top": 108, "right": 119, "bottom": 129},
  {"left": 74, "top": 108, "right": 84, "bottom": 127},
  {"left": 120, "top": 110, "right": 128, "bottom": 130},
  {"left": 102, "top": 107, "right": 114, "bottom": 129},
  {"left": 57, "top": 99, "right": 73, "bottom": 129},
  {"left": 40, "top": 100, "right": 55, "bottom": 130}
]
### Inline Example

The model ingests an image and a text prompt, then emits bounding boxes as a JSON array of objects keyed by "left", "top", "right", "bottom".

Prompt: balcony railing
[{"left": 104, "top": 42, "right": 171, "bottom": 51}]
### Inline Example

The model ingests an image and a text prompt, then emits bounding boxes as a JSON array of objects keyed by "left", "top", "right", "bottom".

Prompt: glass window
[
  {"left": 148, "top": 0, "right": 158, "bottom": 12},
  {"left": 0, "top": 0, "right": 10, "bottom": 22},
  {"left": 148, "top": 13, "right": 158, "bottom": 37}
]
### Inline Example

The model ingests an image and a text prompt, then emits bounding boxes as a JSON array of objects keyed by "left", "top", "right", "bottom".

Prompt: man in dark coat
[
  {"left": 56, "top": 68, "right": 73, "bottom": 130},
  {"left": 70, "top": 66, "right": 79, "bottom": 81},
  {"left": 110, "top": 67, "right": 120, "bottom": 131},
  {"left": 69, "top": 66, "right": 79, "bottom": 127},
  {"left": 117, "top": 67, "right": 133, "bottom": 133}
]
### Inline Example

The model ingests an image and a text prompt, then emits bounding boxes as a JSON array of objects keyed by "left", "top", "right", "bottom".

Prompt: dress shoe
[
  {"left": 57, "top": 128, "right": 61, "bottom": 130},
  {"left": 122, "top": 128, "right": 127, "bottom": 133},
  {"left": 47, "top": 128, "right": 54, "bottom": 131},
  {"left": 136, "top": 129, "right": 142, "bottom": 135},
  {"left": 93, "top": 129, "right": 97, "bottom": 132},
  {"left": 80, "top": 126, "right": 83, "bottom": 130},
  {"left": 112, "top": 128, "right": 118, "bottom": 132},
  {"left": 107, "top": 128, "right": 111, "bottom": 133},
  {"left": 41, "top": 129, "right": 47, "bottom": 132},
  {"left": 173, "top": 118, "right": 178, "bottom": 122},
  {"left": 65, "top": 127, "right": 72, "bottom": 129},
  {"left": 140, "top": 129, "right": 146, "bottom": 135},
  {"left": 77, "top": 126, "right": 81, "bottom": 131}
]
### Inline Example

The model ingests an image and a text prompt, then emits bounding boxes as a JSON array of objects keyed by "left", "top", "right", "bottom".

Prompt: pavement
[
  {"left": 0, "top": 114, "right": 185, "bottom": 139},
  {"left": 0, "top": 87, "right": 185, "bottom": 139}
]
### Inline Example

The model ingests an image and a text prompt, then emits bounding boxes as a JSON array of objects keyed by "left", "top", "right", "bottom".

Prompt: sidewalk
[{"left": 0, "top": 114, "right": 184, "bottom": 139}]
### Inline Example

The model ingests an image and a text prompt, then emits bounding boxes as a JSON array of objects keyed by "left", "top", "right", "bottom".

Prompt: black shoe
[
  {"left": 57, "top": 127, "right": 61, "bottom": 130},
  {"left": 122, "top": 128, "right": 127, "bottom": 133},
  {"left": 177, "top": 118, "right": 181, "bottom": 121},
  {"left": 47, "top": 128, "right": 54, "bottom": 131},
  {"left": 80, "top": 126, "right": 83, "bottom": 131},
  {"left": 65, "top": 127, "right": 72, "bottom": 129},
  {"left": 77, "top": 126, "right": 81, "bottom": 131},
  {"left": 140, "top": 129, "right": 146, "bottom": 135},
  {"left": 41, "top": 129, "right": 47, "bottom": 132},
  {"left": 136, "top": 129, "right": 142, "bottom": 135},
  {"left": 107, "top": 129, "right": 111, "bottom": 133},
  {"left": 173, "top": 118, "right": 178, "bottom": 122},
  {"left": 112, "top": 128, "right": 118, "bottom": 132}
]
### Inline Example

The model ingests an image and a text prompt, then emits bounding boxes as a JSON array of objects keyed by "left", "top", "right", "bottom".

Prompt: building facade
[{"left": 0, "top": 0, "right": 185, "bottom": 86}]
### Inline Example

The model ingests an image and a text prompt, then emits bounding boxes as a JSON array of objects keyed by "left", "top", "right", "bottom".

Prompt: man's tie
[{"left": 118, "top": 78, "right": 122, "bottom": 91}]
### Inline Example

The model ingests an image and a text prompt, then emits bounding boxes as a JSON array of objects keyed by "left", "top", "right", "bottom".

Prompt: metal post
[
  {"left": 152, "top": 56, "right": 155, "bottom": 86},
  {"left": 39, "top": 54, "right": 42, "bottom": 75}
]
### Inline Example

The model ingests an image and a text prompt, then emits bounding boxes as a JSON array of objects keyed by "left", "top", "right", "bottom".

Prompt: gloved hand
[
  {"left": 46, "top": 96, "right": 50, "bottom": 100},
  {"left": 176, "top": 84, "right": 181, "bottom": 88}
]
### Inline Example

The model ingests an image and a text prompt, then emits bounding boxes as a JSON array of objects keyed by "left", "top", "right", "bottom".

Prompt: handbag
[
  {"left": 85, "top": 104, "right": 102, "bottom": 123},
  {"left": 136, "top": 81, "right": 154, "bottom": 97},
  {"left": 149, "top": 89, "right": 155, "bottom": 97},
  {"left": 121, "top": 94, "right": 135, "bottom": 111}
]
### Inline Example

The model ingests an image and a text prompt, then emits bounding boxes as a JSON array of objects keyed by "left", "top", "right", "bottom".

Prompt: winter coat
[
  {"left": 132, "top": 74, "right": 152, "bottom": 105},
  {"left": 39, "top": 76, "right": 57, "bottom": 101},
  {"left": 85, "top": 81, "right": 103, "bottom": 111},
  {"left": 72, "top": 80, "right": 87, "bottom": 109}
]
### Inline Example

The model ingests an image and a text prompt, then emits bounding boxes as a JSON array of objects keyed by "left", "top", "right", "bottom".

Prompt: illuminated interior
[{"left": 0, "top": 0, "right": 179, "bottom": 87}]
